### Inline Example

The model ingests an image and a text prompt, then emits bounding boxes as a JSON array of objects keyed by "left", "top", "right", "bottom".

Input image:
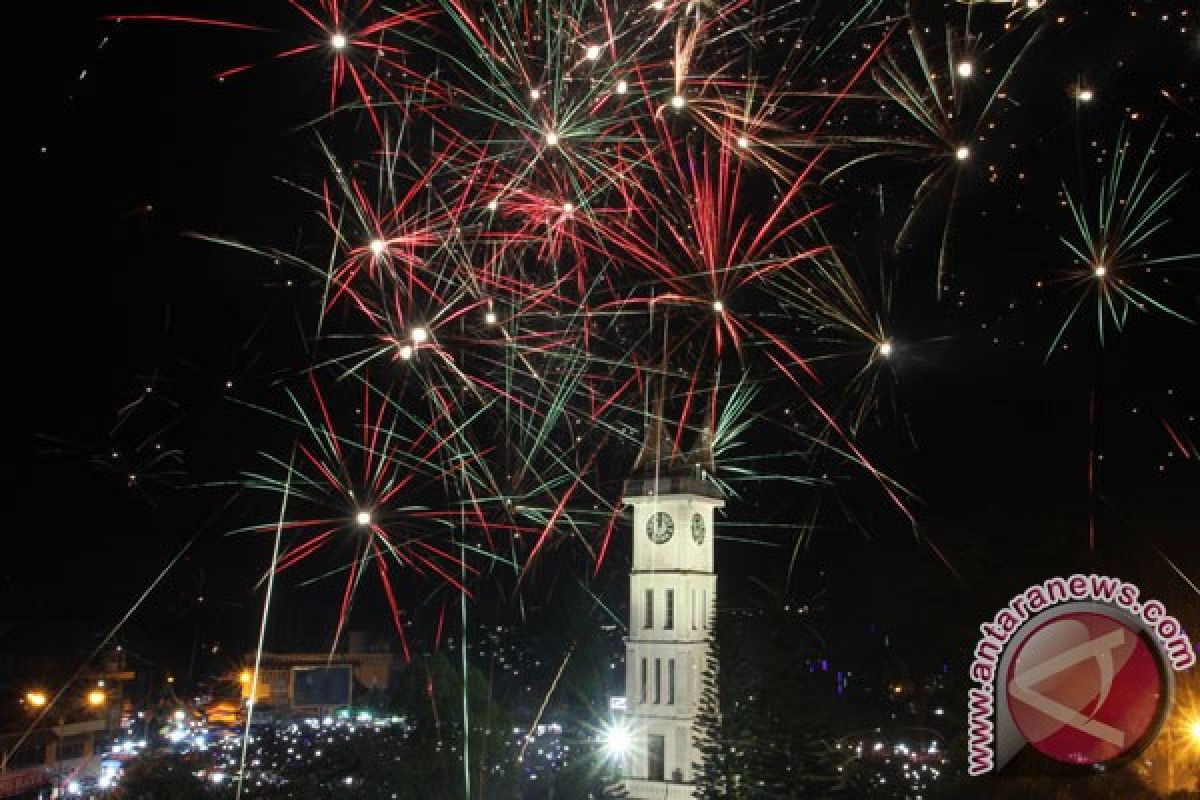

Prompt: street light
[
  {"left": 87, "top": 690, "right": 106, "bottom": 708},
  {"left": 25, "top": 691, "right": 47, "bottom": 708},
  {"left": 602, "top": 721, "right": 633, "bottom": 759}
]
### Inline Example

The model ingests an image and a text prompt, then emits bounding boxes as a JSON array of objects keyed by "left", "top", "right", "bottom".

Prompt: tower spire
[
  {"left": 687, "top": 422, "right": 716, "bottom": 477},
  {"left": 633, "top": 388, "right": 674, "bottom": 473}
]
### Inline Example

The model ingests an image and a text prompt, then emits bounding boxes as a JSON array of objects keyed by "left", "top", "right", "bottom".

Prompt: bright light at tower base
[{"left": 602, "top": 722, "right": 633, "bottom": 758}]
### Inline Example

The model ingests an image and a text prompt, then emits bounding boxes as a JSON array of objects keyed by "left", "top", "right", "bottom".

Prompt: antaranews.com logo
[{"left": 967, "top": 574, "right": 1196, "bottom": 776}]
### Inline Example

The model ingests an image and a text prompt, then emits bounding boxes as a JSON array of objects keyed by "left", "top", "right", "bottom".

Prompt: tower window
[
  {"left": 654, "top": 658, "right": 662, "bottom": 704},
  {"left": 644, "top": 588, "right": 654, "bottom": 629},
  {"left": 668, "top": 658, "right": 676, "bottom": 704},
  {"left": 664, "top": 589, "right": 674, "bottom": 630},
  {"left": 640, "top": 658, "right": 647, "bottom": 704}
]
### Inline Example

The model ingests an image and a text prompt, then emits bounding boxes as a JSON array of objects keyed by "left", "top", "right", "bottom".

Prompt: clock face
[
  {"left": 646, "top": 511, "right": 674, "bottom": 544},
  {"left": 691, "top": 513, "right": 705, "bottom": 544}
]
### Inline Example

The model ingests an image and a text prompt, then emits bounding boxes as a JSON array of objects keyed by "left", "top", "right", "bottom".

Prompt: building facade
[{"left": 622, "top": 464, "right": 723, "bottom": 799}]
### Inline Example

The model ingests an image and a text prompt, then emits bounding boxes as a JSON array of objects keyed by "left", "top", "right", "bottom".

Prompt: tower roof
[{"left": 625, "top": 398, "right": 723, "bottom": 500}]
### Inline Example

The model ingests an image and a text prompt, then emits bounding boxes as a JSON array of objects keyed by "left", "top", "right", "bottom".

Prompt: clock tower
[{"left": 620, "top": 417, "right": 723, "bottom": 798}]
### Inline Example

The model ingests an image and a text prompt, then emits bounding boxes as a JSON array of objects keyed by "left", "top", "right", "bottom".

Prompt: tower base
[{"left": 625, "top": 778, "right": 695, "bottom": 799}]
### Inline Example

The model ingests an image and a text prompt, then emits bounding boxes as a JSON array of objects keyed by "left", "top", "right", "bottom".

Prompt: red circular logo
[{"left": 1006, "top": 612, "right": 1164, "bottom": 766}]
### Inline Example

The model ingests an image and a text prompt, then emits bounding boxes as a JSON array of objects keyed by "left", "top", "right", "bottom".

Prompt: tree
[{"left": 692, "top": 602, "right": 852, "bottom": 798}]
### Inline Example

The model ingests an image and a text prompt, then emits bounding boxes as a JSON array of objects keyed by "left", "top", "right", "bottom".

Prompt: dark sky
[{"left": 11, "top": 1, "right": 1200, "bottom": 683}]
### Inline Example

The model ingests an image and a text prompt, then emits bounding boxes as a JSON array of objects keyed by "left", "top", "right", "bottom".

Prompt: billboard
[{"left": 291, "top": 665, "right": 353, "bottom": 708}]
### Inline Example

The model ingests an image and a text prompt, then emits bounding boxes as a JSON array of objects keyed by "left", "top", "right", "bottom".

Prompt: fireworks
[
  {"left": 98, "top": 0, "right": 1196, "bottom": 687},
  {"left": 1046, "top": 123, "right": 1197, "bottom": 357}
]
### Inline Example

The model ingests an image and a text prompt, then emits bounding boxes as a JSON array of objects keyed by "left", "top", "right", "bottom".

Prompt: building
[
  {"left": 237, "top": 632, "right": 396, "bottom": 716},
  {"left": 620, "top": 417, "right": 723, "bottom": 799},
  {"left": 0, "top": 649, "right": 133, "bottom": 798}
]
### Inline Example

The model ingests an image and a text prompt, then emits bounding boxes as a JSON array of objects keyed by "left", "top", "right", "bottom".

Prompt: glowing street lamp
[
  {"left": 355, "top": 510, "right": 372, "bottom": 527},
  {"left": 330, "top": 33, "right": 348, "bottom": 51},
  {"left": 25, "top": 691, "right": 48, "bottom": 708},
  {"left": 87, "top": 690, "right": 106, "bottom": 708},
  {"left": 602, "top": 721, "right": 633, "bottom": 759}
]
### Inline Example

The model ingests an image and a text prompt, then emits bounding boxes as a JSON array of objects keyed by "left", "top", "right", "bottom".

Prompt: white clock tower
[{"left": 620, "top": 419, "right": 723, "bottom": 798}]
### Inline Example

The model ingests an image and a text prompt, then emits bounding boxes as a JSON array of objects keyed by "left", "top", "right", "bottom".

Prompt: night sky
[{"left": 12, "top": 0, "right": 1200, "bottom": 689}]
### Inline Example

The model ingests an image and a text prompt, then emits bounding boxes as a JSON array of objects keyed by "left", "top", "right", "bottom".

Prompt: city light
[
  {"left": 330, "top": 33, "right": 348, "bottom": 51},
  {"left": 369, "top": 238, "right": 386, "bottom": 256},
  {"left": 25, "top": 691, "right": 47, "bottom": 708},
  {"left": 87, "top": 689, "right": 106, "bottom": 707},
  {"left": 616, "top": 79, "right": 628, "bottom": 94},
  {"left": 602, "top": 721, "right": 633, "bottom": 758},
  {"left": 356, "top": 510, "right": 372, "bottom": 526},
  {"left": 239, "top": 670, "right": 252, "bottom": 684},
  {"left": 585, "top": 44, "right": 601, "bottom": 61},
  {"left": 411, "top": 326, "right": 429, "bottom": 344},
  {"left": 879, "top": 340, "right": 894, "bottom": 358},
  {"left": 955, "top": 145, "right": 970, "bottom": 161},
  {"left": 670, "top": 94, "right": 686, "bottom": 109},
  {"left": 956, "top": 61, "right": 973, "bottom": 78},
  {"left": 1190, "top": 717, "right": 1200, "bottom": 744},
  {"left": 544, "top": 130, "right": 559, "bottom": 147}
]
